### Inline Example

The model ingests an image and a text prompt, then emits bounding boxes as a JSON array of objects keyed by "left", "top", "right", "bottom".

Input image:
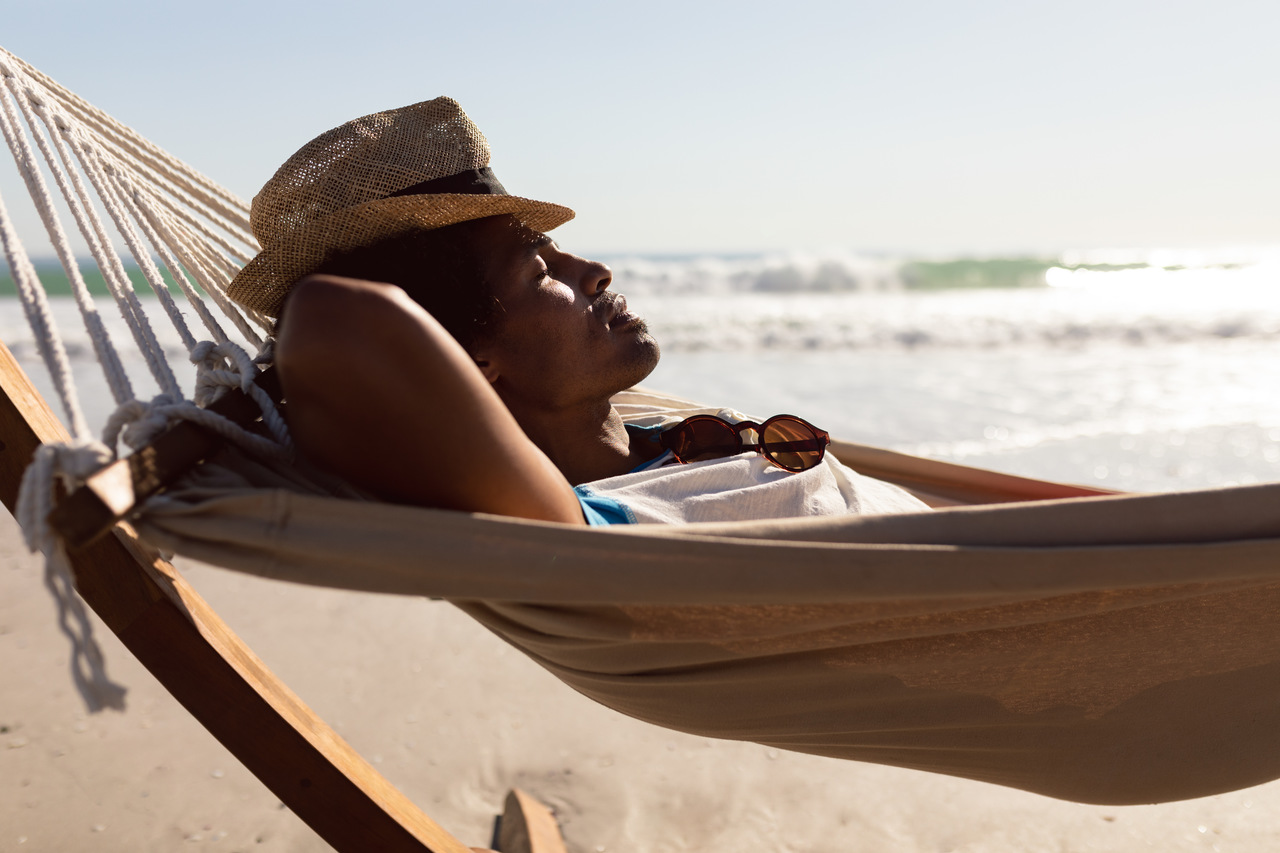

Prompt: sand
[{"left": 4, "top": 509, "right": 1280, "bottom": 852}]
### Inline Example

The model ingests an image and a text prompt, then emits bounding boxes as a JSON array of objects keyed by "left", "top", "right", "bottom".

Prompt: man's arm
[{"left": 273, "top": 275, "right": 586, "bottom": 524}]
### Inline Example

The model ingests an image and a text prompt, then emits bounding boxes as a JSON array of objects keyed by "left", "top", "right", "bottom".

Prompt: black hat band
[{"left": 386, "top": 167, "right": 508, "bottom": 199}]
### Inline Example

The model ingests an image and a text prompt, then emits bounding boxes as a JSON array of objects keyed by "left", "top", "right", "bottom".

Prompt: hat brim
[{"left": 228, "top": 193, "right": 575, "bottom": 318}]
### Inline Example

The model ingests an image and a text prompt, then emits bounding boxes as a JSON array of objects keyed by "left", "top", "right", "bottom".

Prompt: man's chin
[
  {"left": 606, "top": 330, "right": 660, "bottom": 393},
  {"left": 628, "top": 334, "right": 661, "bottom": 385}
]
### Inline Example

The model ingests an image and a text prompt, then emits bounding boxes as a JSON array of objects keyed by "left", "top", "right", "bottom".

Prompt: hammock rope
[
  {"left": 26, "top": 96, "right": 140, "bottom": 403},
  {"left": 0, "top": 71, "right": 98, "bottom": 434},
  {"left": 0, "top": 50, "right": 252, "bottom": 230},
  {"left": 0, "top": 49, "right": 278, "bottom": 460}
]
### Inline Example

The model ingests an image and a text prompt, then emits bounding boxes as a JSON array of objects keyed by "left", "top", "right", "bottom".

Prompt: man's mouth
[{"left": 604, "top": 294, "right": 639, "bottom": 328}]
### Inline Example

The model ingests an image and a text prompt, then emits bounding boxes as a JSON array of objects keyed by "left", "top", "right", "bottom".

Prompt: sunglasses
[{"left": 659, "top": 414, "right": 831, "bottom": 472}]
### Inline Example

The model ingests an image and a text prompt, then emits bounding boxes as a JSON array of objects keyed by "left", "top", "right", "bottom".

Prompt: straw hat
[{"left": 227, "top": 96, "right": 575, "bottom": 318}]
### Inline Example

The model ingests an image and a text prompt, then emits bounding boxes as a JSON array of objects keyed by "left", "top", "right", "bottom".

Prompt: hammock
[{"left": 4, "top": 43, "right": 1280, "bottom": 842}]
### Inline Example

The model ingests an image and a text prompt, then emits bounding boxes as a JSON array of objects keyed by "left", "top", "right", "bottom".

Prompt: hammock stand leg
[
  {"left": 493, "top": 789, "right": 570, "bottom": 853},
  {"left": 0, "top": 339, "right": 568, "bottom": 852}
]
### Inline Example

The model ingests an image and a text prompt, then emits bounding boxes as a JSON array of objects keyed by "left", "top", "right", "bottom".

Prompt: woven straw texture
[{"left": 228, "top": 97, "right": 574, "bottom": 317}]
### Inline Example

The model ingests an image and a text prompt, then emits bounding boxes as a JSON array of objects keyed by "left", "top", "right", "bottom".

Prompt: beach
[{"left": 6, "top": 254, "right": 1280, "bottom": 851}]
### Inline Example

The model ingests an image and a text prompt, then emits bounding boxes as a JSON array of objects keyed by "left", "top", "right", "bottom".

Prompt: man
[{"left": 228, "top": 98, "right": 928, "bottom": 525}]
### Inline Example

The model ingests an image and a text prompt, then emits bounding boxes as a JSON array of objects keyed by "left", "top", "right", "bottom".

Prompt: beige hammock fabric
[{"left": 130, "top": 389, "right": 1280, "bottom": 807}]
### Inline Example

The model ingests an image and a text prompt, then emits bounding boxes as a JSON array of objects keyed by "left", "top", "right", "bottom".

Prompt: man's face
[{"left": 468, "top": 216, "right": 660, "bottom": 412}]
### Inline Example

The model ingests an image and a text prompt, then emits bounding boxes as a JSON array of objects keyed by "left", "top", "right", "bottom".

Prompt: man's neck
[{"left": 503, "top": 398, "right": 661, "bottom": 486}]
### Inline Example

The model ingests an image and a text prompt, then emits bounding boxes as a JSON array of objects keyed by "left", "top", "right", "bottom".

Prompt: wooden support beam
[
  {"left": 830, "top": 438, "right": 1119, "bottom": 507},
  {"left": 495, "top": 789, "right": 569, "bottom": 853}
]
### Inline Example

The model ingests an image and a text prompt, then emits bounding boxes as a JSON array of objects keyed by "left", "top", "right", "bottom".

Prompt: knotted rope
[
  {"left": 103, "top": 342, "right": 291, "bottom": 458},
  {"left": 15, "top": 438, "right": 125, "bottom": 710}
]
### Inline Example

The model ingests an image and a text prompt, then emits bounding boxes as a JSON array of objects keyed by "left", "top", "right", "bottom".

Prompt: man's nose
[{"left": 581, "top": 259, "right": 612, "bottom": 295}]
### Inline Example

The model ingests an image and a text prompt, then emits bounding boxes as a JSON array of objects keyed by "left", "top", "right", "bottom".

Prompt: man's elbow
[
  {"left": 277, "top": 275, "right": 408, "bottom": 369},
  {"left": 274, "top": 277, "right": 369, "bottom": 400}
]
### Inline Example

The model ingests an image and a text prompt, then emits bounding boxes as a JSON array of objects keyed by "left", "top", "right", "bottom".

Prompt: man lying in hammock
[{"left": 228, "top": 97, "right": 928, "bottom": 525}]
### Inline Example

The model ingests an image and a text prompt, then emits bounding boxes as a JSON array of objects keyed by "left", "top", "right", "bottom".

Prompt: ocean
[{"left": 4, "top": 247, "right": 1280, "bottom": 494}]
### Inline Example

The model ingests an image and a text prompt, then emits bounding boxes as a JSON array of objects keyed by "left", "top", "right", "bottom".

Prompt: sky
[{"left": 2, "top": 0, "right": 1278, "bottom": 256}]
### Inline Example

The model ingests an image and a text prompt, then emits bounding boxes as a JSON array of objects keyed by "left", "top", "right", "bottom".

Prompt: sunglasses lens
[
  {"left": 762, "top": 418, "right": 826, "bottom": 472},
  {"left": 671, "top": 418, "right": 741, "bottom": 463}
]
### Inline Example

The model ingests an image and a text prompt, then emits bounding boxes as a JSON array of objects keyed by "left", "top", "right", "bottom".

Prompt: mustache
[
  {"left": 597, "top": 291, "right": 625, "bottom": 314},
  {"left": 597, "top": 291, "right": 649, "bottom": 334},
  {"left": 596, "top": 291, "right": 628, "bottom": 322}
]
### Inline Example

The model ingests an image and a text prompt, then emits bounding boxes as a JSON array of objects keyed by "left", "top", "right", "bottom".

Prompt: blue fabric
[
  {"left": 575, "top": 486, "right": 637, "bottom": 526},
  {"left": 625, "top": 423, "right": 671, "bottom": 473}
]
